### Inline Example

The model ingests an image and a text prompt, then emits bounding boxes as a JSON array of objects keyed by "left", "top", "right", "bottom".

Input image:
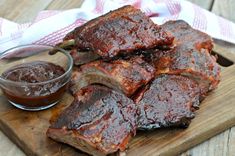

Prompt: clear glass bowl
[{"left": 0, "top": 44, "right": 73, "bottom": 111}]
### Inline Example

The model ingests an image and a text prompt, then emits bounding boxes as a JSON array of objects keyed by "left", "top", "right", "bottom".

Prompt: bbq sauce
[{"left": 1, "top": 61, "right": 66, "bottom": 108}]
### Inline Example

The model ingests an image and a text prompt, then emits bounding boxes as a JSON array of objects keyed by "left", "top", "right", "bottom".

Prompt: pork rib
[
  {"left": 47, "top": 85, "right": 137, "bottom": 156},
  {"left": 136, "top": 74, "right": 200, "bottom": 130},
  {"left": 149, "top": 20, "right": 220, "bottom": 96},
  {"left": 70, "top": 56, "right": 155, "bottom": 97},
  {"left": 163, "top": 20, "right": 214, "bottom": 52},
  {"left": 63, "top": 5, "right": 174, "bottom": 59}
]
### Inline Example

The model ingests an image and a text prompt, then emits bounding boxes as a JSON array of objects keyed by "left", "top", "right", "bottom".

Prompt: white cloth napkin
[{"left": 0, "top": 0, "right": 235, "bottom": 53}]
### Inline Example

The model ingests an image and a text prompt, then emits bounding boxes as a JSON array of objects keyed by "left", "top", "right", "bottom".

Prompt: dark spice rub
[
  {"left": 149, "top": 20, "right": 220, "bottom": 97},
  {"left": 136, "top": 74, "right": 200, "bottom": 130},
  {"left": 47, "top": 85, "right": 138, "bottom": 156},
  {"left": 62, "top": 5, "right": 174, "bottom": 59}
]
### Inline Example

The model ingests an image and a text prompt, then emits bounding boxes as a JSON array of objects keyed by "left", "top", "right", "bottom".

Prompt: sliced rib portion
[
  {"left": 70, "top": 56, "right": 155, "bottom": 97},
  {"left": 136, "top": 74, "right": 200, "bottom": 130},
  {"left": 163, "top": 20, "right": 214, "bottom": 52},
  {"left": 149, "top": 20, "right": 220, "bottom": 96},
  {"left": 63, "top": 5, "right": 174, "bottom": 59},
  {"left": 47, "top": 85, "right": 137, "bottom": 156}
]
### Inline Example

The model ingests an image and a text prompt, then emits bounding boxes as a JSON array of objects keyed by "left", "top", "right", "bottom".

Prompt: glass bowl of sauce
[{"left": 0, "top": 44, "right": 73, "bottom": 111}]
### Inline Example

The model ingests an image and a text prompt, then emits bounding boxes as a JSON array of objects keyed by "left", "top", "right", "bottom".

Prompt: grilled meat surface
[
  {"left": 64, "top": 5, "right": 174, "bottom": 59},
  {"left": 148, "top": 20, "right": 220, "bottom": 96},
  {"left": 47, "top": 85, "right": 138, "bottom": 156},
  {"left": 136, "top": 74, "right": 200, "bottom": 130},
  {"left": 70, "top": 56, "right": 155, "bottom": 97},
  {"left": 163, "top": 20, "right": 213, "bottom": 52}
]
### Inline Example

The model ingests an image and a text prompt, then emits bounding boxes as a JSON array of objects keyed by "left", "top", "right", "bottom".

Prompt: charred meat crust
[
  {"left": 69, "top": 56, "right": 156, "bottom": 97},
  {"left": 162, "top": 20, "right": 214, "bottom": 52},
  {"left": 136, "top": 75, "right": 200, "bottom": 130},
  {"left": 147, "top": 20, "right": 220, "bottom": 96},
  {"left": 47, "top": 85, "right": 138, "bottom": 155},
  {"left": 64, "top": 5, "right": 174, "bottom": 59}
]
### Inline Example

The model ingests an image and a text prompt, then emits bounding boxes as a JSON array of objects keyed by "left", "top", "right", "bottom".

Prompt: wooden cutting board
[{"left": 0, "top": 41, "right": 235, "bottom": 156}]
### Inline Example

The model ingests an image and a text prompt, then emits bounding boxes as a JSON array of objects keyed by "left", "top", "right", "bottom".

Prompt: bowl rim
[{"left": 0, "top": 44, "right": 73, "bottom": 86}]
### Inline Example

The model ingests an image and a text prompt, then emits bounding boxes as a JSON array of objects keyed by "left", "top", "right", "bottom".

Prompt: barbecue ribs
[
  {"left": 62, "top": 5, "right": 174, "bottom": 59},
  {"left": 47, "top": 85, "right": 138, "bottom": 156},
  {"left": 70, "top": 56, "right": 155, "bottom": 97},
  {"left": 149, "top": 20, "right": 220, "bottom": 96},
  {"left": 136, "top": 74, "right": 200, "bottom": 130}
]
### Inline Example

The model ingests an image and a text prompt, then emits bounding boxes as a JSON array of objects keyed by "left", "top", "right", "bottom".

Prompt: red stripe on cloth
[
  {"left": 33, "top": 18, "right": 86, "bottom": 45},
  {"left": 166, "top": 0, "right": 181, "bottom": 16},
  {"left": 218, "top": 17, "right": 234, "bottom": 40},
  {"left": 192, "top": 5, "right": 207, "bottom": 31},
  {"left": 93, "top": 0, "right": 105, "bottom": 14},
  {"left": 132, "top": 0, "right": 142, "bottom": 9},
  {"left": 163, "top": 0, "right": 181, "bottom": 22},
  {"left": 33, "top": 11, "right": 60, "bottom": 23},
  {"left": 144, "top": 8, "right": 159, "bottom": 17}
]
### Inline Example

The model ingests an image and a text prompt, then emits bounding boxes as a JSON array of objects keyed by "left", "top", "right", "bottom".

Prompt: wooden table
[{"left": 0, "top": 0, "right": 234, "bottom": 155}]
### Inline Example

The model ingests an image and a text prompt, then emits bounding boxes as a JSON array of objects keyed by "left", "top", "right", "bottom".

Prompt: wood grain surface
[
  {"left": 0, "top": 0, "right": 235, "bottom": 156},
  {"left": 0, "top": 0, "right": 53, "bottom": 23},
  {"left": 212, "top": 0, "right": 235, "bottom": 23}
]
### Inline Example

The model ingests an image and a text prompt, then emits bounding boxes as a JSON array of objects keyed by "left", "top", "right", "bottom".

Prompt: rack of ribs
[
  {"left": 148, "top": 20, "right": 220, "bottom": 97},
  {"left": 135, "top": 74, "right": 200, "bottom": 130},
  {"left": 70, "top": 56, "right": 155, "bottom": 97},
  {"left": 47, "top": 85, "right": 138, "bottom": 156},
  {"left": 59, "top": 5, "right": 174, "bottom": 59}
]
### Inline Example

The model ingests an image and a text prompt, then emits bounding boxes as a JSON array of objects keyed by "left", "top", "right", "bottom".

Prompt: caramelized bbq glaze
[
  {"left": 47, "top": 85, "right": 138, "bottom": 155},
  {"left": 146, "top": 20, "right": 220, "bottom": 97},
  {"left": 63, "top": 5, "right": 174, "bottom": 59},
  {"left": 136, "top": 75, "right": 200, "bottom": 130}
]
